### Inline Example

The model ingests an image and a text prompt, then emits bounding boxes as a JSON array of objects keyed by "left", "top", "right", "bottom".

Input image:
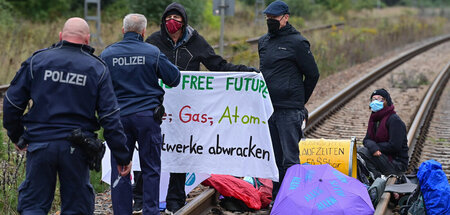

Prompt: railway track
[
  {"left": 406, "top": 63, "right": 450, "bottom": 180},
  {"left": 1, "top": 35, "right": 448, "bottom": 215},
  {"left": 174, "top": 34, "right": 450, "bottom": 215}
]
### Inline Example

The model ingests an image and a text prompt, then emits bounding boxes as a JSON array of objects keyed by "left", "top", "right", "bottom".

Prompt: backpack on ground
[
  {"left": 357, "top": 153, "right": 374, "bottom": 187},
  {"left": 368, "top": 177, "right": 387, "bottom": 207},
  {"left": 399, "top": 183, "right": 426, "bottom": 215}
]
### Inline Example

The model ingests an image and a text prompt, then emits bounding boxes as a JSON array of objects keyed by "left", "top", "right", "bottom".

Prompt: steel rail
[
  {"left": 374, "top": 62, "right": 450, "bottom": 215},
  {"left": 304, "top": 33, "right": 450, "bottom": 134},
  {"left": 176, "top": 188, "right": 216, "bottom": 215}
]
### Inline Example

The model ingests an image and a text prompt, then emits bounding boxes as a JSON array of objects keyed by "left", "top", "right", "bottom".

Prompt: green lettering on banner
[
  {"left": 262, "top": 87, "right": 269, "bottom": 98},
  {"left": 190, "top": 75, "right": 198, "bottom": 89},
  {"left": 219, "top": 106, "right": 264, "bottom": 125},
  {"left": 234, "top": 77, "right": 243, "bottom": 90},
  {"left": 206, "top": 76, "right": 214, "bottom": 90},
  {"left": 182, "top": 75, "right": 190, "bottom": 90},
  {"left": 258, "top": 79, "right": 265, "bottom": 93},
  {"left": 232, "top": 106, "right": 239, "bottom": 123},
  {"left": 242, "top": 115, "right": 249, "bottom": 124},
  {"left": 251, "top": 79, "right": 259, "bottom": 91},
  {"left": 219, "top": 106, "right": 232, "bottom": 124},
  {"left": 224, "top": 76, "right": 269, "bottom": 99},
  {"left": 198, "top": 75, "right": 205, "bottom": 90},
  {"left": 226, "top": 77, "right": 233, "bottom": 90},
  {"left": 182, "top": 74, "right": 215, "bottom": 90}
]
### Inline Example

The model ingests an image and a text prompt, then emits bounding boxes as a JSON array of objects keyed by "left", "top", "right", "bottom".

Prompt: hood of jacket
[{"left": 160, "top": 2, "right": 188, "bottom": 39}]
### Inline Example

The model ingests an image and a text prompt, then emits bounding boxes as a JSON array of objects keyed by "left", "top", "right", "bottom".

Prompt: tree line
[{"left": 1, "top": 0, "right": 447, "bottom": 26}]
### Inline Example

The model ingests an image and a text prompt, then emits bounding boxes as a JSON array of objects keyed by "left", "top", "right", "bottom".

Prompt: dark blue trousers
[
  {"left": 18, "top": 140, "right": 94, "bottom": 215},
  {"left": 111, "top": 110, "right": 162, "bottom": 215},
  {"left": 269, "top": 108, "right": 304, "bottom": 200}
]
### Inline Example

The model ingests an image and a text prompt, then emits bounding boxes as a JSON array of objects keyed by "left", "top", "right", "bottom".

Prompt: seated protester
[{"left": 357, "top": 88, "right": 409, "bottom": 179}]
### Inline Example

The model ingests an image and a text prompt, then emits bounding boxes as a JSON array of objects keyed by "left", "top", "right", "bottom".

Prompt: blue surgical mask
[{"left": 370, "top": 100, "right": 384, "bottom": 112}]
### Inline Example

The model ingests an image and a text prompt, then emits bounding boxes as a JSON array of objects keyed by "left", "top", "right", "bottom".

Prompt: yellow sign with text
[{"left": 299, "top": 138, "right": 357, "bottom": 178}]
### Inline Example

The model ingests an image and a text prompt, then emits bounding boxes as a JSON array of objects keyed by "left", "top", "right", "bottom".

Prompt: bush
[
  {"left": 0, "top": 0, "right": 14, "bottom": 29},
  {"left": 285, "top": 0, "right": 324, "bottom": 18},
  {"left": 202, "top": 0, "right": 220, "bottom": 29},
  {"left": 102, "top": 0, "right": 130, "bottom": 22},
  {"left": 6, "top": 0, "right": 83, "bottom": 21}
]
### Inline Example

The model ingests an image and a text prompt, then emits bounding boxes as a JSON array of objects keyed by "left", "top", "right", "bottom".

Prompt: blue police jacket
[
  {"left": 3, "top": 41, "right": 130, "bottom": 165},
  {"left": 100, "top": 32, "right": 181, "bottom": 116}
]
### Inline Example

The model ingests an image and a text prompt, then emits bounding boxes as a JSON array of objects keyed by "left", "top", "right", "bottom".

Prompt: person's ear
[
  {"left": 59, "top": 32, "right": 62, "bottom": 41},
  {"left": 142, "top": 28, "right": 146, "bottom": 38},
  {"left": 122, "top": 27, "right": 125, "bottom": 34},
  {"left": 85, "top": 34, "right": 90, "bottom": 45}
]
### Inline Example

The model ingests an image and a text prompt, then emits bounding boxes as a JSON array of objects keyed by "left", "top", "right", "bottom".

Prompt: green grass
[{"left": 0, "top": 120, "right": 26, "bottom": 215}]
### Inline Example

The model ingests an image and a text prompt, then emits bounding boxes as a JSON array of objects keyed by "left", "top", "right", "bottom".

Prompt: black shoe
[{"left": 132, "top": 202, "right": 143, "bottom": 214}]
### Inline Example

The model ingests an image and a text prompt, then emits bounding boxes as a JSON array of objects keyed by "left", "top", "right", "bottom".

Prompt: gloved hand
[{"left": 15, "top": 136, "right": 28, "bottom": 151}]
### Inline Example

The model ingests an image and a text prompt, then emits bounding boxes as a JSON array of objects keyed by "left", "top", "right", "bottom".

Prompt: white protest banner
[
  {"left": 102, "top": 71, "right": 278, "bottom": 189},
  {"left": 160, "top": 71, "right": 278, "bottom": 181}
]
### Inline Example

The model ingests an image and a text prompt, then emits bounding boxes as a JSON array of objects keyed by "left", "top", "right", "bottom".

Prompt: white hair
[{"left": 123, "top": 13, "right": 147, "bottom": 33}]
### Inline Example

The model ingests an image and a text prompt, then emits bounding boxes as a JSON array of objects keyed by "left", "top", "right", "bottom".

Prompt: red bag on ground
[
  {"left": 257, "top": 178, "right": 273, "bottom": 208},
  {"left": 202, "top": 174, "right": 262, "bottom": 210}
]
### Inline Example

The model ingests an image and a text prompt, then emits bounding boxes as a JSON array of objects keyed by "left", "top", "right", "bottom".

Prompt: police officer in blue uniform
[
  {"left": 3, "top": 17, "right": 131, "bottom": 215},
  {"left": 100, "top": 13, "right": 181, "bottom": 215}
]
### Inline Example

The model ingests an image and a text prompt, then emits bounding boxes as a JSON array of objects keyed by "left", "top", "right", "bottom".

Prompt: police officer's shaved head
[
  {"left": 60, "top": 17, "right": 90, "bottom": 45},
  {"left": 123, "top": 13, "right": 147, "bottom": 35}
]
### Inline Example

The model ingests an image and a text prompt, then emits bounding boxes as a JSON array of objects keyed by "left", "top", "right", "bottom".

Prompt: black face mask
[{"left": 266, "top": 18, "right": 280, "bottom": 34}]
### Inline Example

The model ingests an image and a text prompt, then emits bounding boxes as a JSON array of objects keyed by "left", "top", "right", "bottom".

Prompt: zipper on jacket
[{"left": 175, "top": 49, "right": 179, "bottom": 68}]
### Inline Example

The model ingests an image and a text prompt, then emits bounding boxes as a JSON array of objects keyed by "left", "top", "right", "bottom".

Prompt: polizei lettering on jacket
[
  {"left": 43, "top": 70, "right": 87, "bottom": 86},
  {"left": 112, "top": 56, "right": 145, "bottom": 66}
]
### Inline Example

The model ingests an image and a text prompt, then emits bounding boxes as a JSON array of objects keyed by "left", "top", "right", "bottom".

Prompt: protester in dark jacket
[
  {"left": 258, "top": 0, "right": 320, "bottom": 202},
  {"left": 146, "top": 2, "right": 255, "bottom": 72},
  {"left": 132, "top": 2, "right": 257, "bottom": 214},
  {"left": 358, "top": 88, "right": 409, "bottom": 179}
]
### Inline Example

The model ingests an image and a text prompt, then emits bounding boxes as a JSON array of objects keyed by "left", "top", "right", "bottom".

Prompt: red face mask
[{"left": 165, "top": 19, "right": 183, "bottom": 34}]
